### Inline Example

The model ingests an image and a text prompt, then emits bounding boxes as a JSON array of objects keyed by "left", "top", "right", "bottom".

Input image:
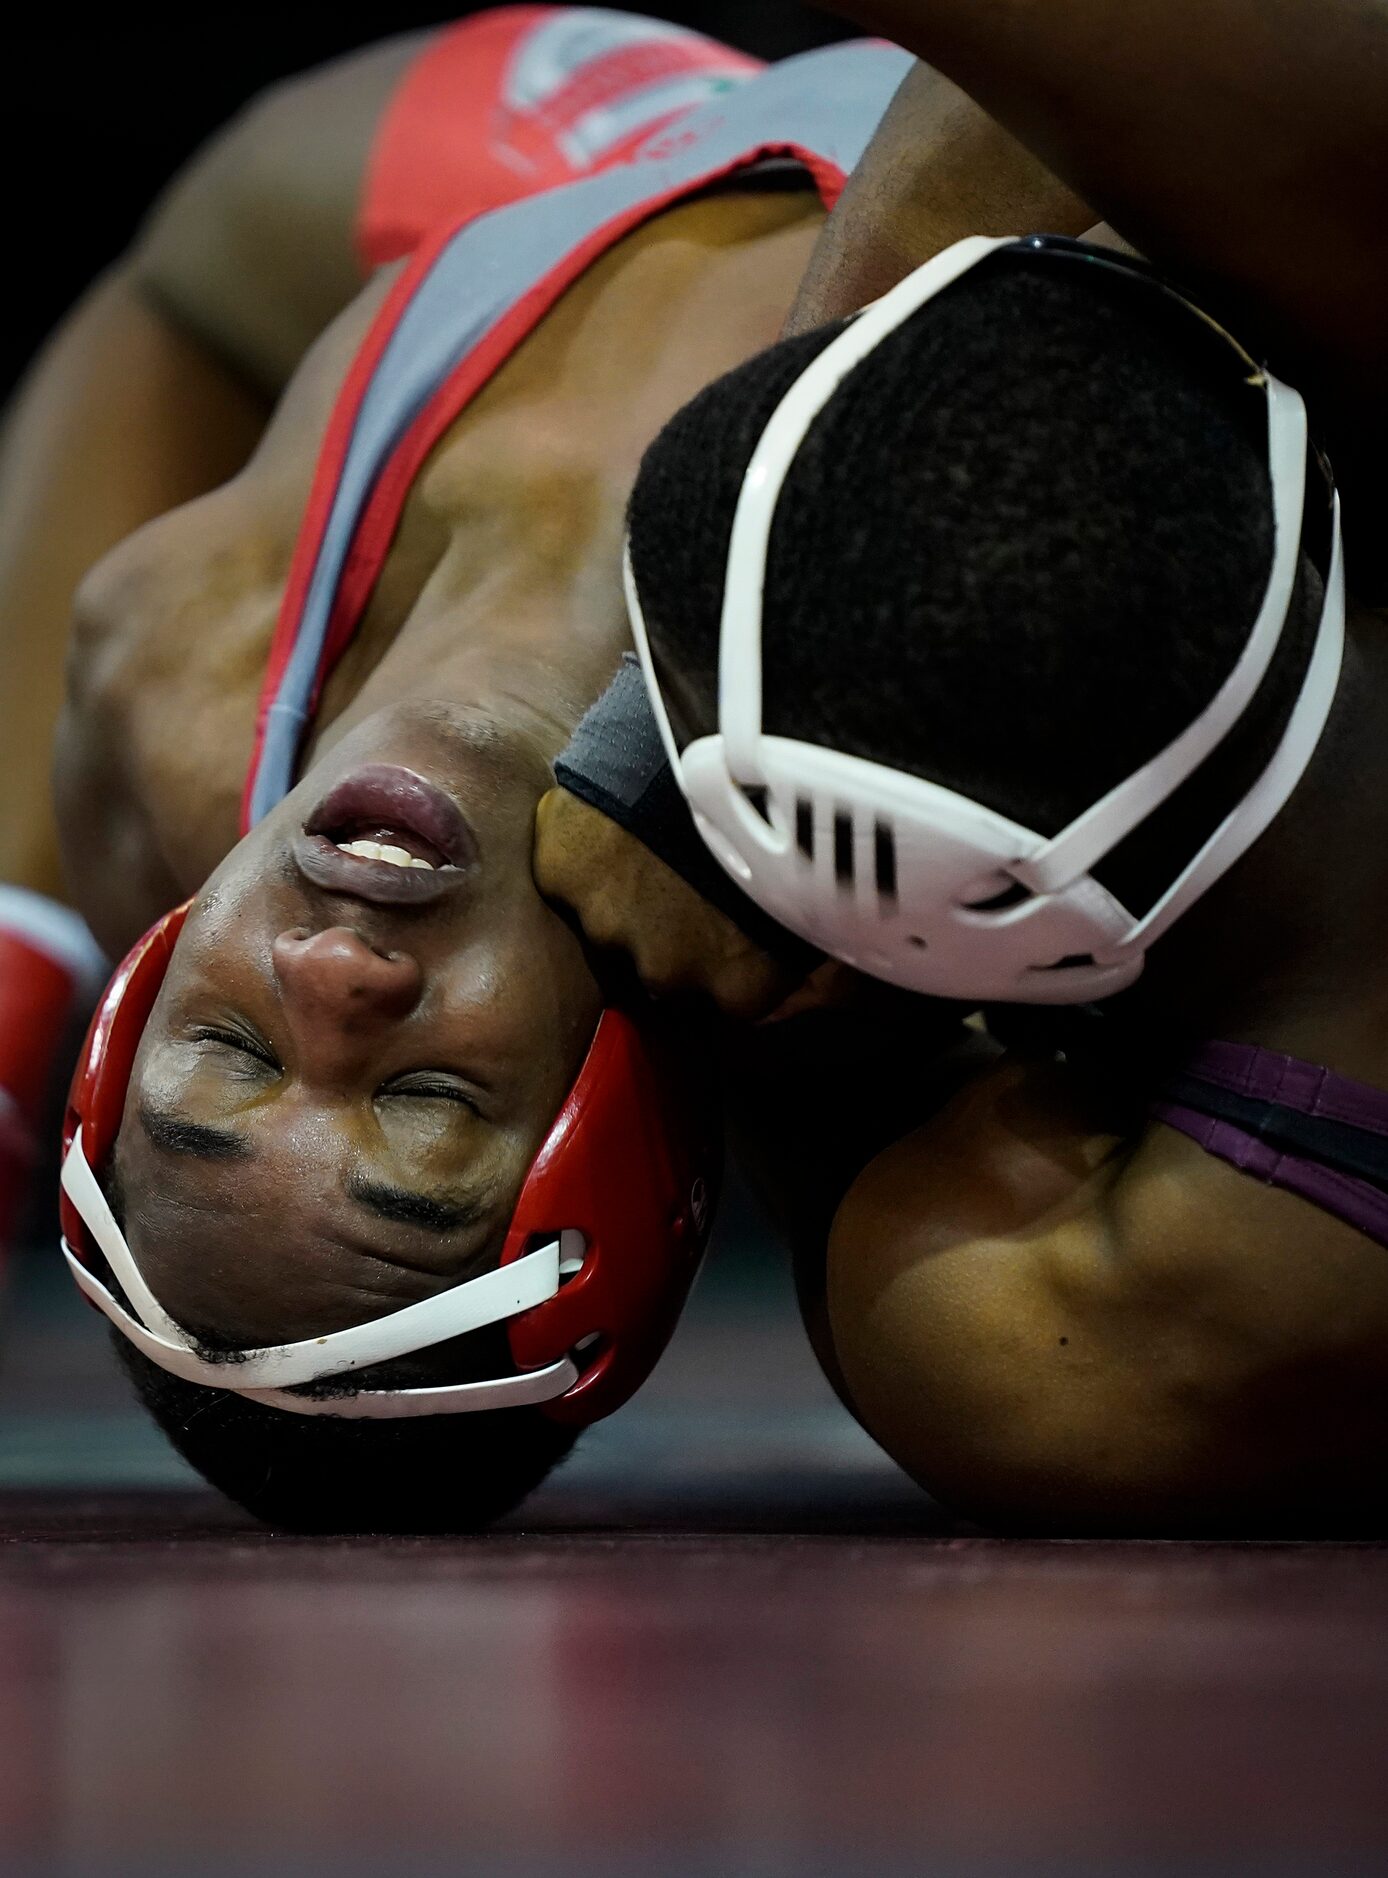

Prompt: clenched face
[{"left": 112, "top": 701, "right": 602, "bottom": 1351}]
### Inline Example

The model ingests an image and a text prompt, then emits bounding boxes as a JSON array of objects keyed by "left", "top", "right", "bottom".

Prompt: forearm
[
  {"left": 0, "top": 269, "right": 266, "bottom": 899},
  {"left": 786, "top": 61, "right": 1091, "bottom": 333},
  {"left": 834, "top": 0, "right": 1388, "bottom": 399}
]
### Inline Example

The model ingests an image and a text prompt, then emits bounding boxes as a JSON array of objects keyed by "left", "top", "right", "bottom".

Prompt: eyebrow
[
  {"left": 138, "top": 1101, "right": 485, "bottom": 1238},
  {"left": 345, "top": 1173, "right": 490, "bottom": 1237},
  {"left": 138, "top": 1102, "right": 253, "bottom": 1162}
]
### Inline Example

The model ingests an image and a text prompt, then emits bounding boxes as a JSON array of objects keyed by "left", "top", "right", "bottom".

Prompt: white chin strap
[
  {"left": 626, "top": 233, "right": 1346, "bottom": 1005},
  {"left": 60, "top": 1127, "right": 579, "bottom": 1418}
]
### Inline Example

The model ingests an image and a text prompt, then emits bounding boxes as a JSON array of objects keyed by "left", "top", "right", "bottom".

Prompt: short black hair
[
  {"left": 111, "top": 1327, "right": 577, "bottom": 1534},
  {"left": 101, "top": 1140, "right": 578, "bottom": 1534},
  {"left": 628, "top": 249, "right": 1323, "bottom": 913}
]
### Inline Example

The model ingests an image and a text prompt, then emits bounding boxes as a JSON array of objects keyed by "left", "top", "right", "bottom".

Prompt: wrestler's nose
[{"left": 272, "top": 927, "right": 423, "bottom": 1039}]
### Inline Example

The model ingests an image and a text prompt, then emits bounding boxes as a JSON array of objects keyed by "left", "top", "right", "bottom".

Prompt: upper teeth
[{"left": 336, "top": 839, "right": 434, "bottom": 869}]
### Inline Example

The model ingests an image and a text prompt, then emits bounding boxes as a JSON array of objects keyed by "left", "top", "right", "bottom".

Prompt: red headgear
[{"left": 59, "top": 902, "right": 718, "bottom": 1424}]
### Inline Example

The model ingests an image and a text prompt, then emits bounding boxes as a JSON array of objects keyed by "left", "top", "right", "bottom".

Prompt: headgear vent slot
[
  {"left": 873, "top": 821, "right": 898, "bottom": 902},
  {"left": 741, "top": 784, "right": 771, "bottom": 825},
  {"left": 966, "top": 878, "right": 1035, "bottom": 914},
  {"left": 833, "top": 811, "right": 855, "bottom": 887}
]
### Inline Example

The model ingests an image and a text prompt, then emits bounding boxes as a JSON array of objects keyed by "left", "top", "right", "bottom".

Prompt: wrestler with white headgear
[{"left": 538, "top": 0, "right": 1388, "bottom": 1531}]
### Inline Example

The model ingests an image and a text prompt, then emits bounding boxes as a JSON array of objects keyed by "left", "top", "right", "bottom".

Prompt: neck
[
  {"left": 307, "top": 184, "right": 826, "bottom": 781},
  {"left": 1135, "top": 603, "right": 1388, "bottom": 1078},
  {"left": 317, "top": 631, "right": 607, "bottom": 781}
]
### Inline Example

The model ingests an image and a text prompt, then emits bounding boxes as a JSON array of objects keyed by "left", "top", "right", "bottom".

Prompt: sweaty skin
[{"left": 112, "top": 707, "right": 604, "bottom": 1348}]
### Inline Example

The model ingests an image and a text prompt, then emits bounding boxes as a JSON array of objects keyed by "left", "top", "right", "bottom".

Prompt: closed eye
[
  {"left": 189, "top": 1026, "right": 280, "bottom": 1071},
  {"left": 380, "top": 1075, "right": 480, "bottom": 1113}
]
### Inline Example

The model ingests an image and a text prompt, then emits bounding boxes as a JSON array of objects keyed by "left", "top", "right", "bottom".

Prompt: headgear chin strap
[
  {"left": 59, "top": 904, "right": 716, "bottom": 1423},
  {"left": 625, "top": 234, "right": 1347, "bottom": 1005}
]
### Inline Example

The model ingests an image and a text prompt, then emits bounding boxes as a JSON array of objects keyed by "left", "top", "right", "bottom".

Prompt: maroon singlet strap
[{"left": 1154, "top": 1040, "right": 1388, "bottom": 1247}]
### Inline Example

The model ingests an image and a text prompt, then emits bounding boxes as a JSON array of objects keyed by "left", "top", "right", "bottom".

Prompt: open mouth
[{"left": 292, "top": 765, "right": 478, "bottom": 907}]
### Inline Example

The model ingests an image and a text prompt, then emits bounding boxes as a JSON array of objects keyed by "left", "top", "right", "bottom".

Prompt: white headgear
[{"left": 625, "top": 235, "right": 1345, "bottom": 1004}]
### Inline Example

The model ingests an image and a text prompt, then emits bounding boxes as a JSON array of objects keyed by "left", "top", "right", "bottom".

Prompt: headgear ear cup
[
  {"left": 58, "top": 899, "right": 718, "bottom": 1425},
  {"left": 59, "top": 903, "right": 191, "bottom": 1262},
  {"left": 504, "top": 1005, "right": 719, "bottom": 1422}
]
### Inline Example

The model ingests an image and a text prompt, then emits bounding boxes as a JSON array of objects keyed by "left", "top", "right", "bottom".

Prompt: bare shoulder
[{"left": 826, "top": 1053, "right": 1388, "bottom": 1532}]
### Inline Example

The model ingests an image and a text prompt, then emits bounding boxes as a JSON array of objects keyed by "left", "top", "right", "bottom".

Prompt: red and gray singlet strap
[
  {"left": 1154, "top": 1040, "right": 1388, "bottom": 1247},
  {"left": 240, "top": 38, "right": 912, "bottom": 830}
]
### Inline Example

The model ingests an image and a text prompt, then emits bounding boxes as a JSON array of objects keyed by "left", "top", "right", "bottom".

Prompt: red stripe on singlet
[
  {"left": 239, "top": 220, "right": 464, "bottom": 835},
  {"left": 243, "top": 141, "right": 847, "bottom": 834}
]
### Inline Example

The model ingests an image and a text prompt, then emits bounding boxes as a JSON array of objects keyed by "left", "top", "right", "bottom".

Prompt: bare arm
[
  {"left": 0, "top": 273, "right": 268, "bottom": 902},
  {"left": 827, "top": 1055, "right": 1388, "bottom": 1532},
  {"left": 819, "top": 1, "right": 1388, "bottom": 434},
  {"left": 0, "top": 34, "right": 429, "bottom": 902}
]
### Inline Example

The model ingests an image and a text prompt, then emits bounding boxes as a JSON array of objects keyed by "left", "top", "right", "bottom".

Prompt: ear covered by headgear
[
  {"left": 625, "top": 234, "right": 1346, "bottom": 1005},
  {"left": 59, "top": 902, "right": 718, "bottom": 1424}
]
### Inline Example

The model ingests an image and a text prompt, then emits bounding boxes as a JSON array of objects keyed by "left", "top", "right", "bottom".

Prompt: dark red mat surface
[
  {"left": 2, "top": 1224, "right": 1386, "bottom": 1875},
  {"left": 1, "top": 1497, "right": 1387, "bottom": 1874}
]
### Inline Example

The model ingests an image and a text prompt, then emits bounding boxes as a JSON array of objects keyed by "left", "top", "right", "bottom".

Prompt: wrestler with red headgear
[{"left": 1, "top": 12, "right": 993, "bottom": 1529}]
